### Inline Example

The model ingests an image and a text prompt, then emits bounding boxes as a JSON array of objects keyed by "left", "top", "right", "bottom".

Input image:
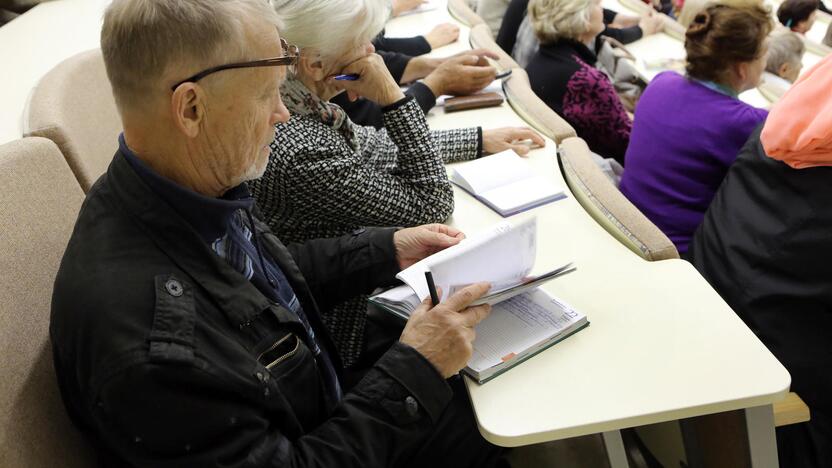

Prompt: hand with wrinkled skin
[{"left": 400, "top": 283, "right": 492, "bottom": 378}]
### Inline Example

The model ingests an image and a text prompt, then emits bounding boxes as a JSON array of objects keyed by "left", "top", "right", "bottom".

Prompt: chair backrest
[
  {"left": 0, "top": 137, "right": 95, "bottom": 467},
  {"left": 502, "top": 68, "right": 577, "bottom": 144},
  {"left": 448, "top": 0, "right": 485, "bottom": 26},
  {"left": 557, "top": 137, "right": 679, "bottom": 261},
  {"left": 24, "top": 48, "right": 121, "bottom": 193},
  {"left": 468, "top": 23, "right": 519, "bottom": 72}
]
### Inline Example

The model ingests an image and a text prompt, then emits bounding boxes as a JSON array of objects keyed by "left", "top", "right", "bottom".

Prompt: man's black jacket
[{"left": 50, "top": 151, "right": 454, "bottom": 467}]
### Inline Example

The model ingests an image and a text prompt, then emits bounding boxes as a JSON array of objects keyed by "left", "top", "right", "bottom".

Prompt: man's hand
[
  {"left": 482, "top": 127, "right": 546, "bottom": 156},
  {"left": 394, "top": 224, "right": 465, "bottom": 270},
  {"left": 400, "top": 48, "right": 499, "bottom": 84},
  {"left": 424, "top": 23, "right": 460, "bottom": 49},
  {"left": 400, "top": 283, "right": 492, "bottom": 378},
  {"left": 638, "top": 11, "right": 664, "bottom": 36},
  {"left": 392, "top": 0, "right": 426, "bottom": 16},
  {"left": 328, "top": 54, "right": 405, "bottom": 106},
  {"left": 422, "top": 54, "right": 497, "bottom": 97}
]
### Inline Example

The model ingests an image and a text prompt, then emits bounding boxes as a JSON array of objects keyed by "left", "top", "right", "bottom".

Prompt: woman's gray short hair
[
  {"left": 271, "top": 0, "right": 390, "bottom": 59},
  {"left": 101, "top": 0, "right": 280, "bottom": 112},
  {"left": 529, "top": 0, "right": 593, "bottom": 44},
  {"left": 766, "top": 30, "right": 806, "bottom": 74}
]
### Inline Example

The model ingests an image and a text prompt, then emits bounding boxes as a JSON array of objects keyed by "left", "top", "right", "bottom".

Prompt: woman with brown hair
[
  {"left": 619, "top": 0, "right": 772, "bottom": 254},
  {"left": 777, "top": 0, "right": 820, "bottom": 34}
]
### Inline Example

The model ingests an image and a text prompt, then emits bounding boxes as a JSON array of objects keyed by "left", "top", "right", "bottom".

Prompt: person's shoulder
[
  {"left": 272, "top": 114, "right": 352, "bottom": 160},
  {"left": 649, "top": 71, "right": 688, "bottom": 89}
]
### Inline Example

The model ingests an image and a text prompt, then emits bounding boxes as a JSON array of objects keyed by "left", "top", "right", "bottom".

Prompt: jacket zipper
[{"left": 259, "top": 333, "right": 300, "bottom": 370}]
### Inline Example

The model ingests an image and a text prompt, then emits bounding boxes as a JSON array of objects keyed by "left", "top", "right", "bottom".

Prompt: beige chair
[
  {"left": 557, "top": 136, "right": 679, "bottom": 261},
  {"left": 0, "top": 137, "right": 94, "bottom": 467},
  {"left": 447, "top": 0, "right": 485, "bottom": 27},
  {"left": 24, "top": 48, "right": 121, "bottom": 192},
  {"left": 502, "top": 68, "right": 577, "bottom": 144},
  {"left": 468, "top": 23, "right": 519, "bottom": 73}
]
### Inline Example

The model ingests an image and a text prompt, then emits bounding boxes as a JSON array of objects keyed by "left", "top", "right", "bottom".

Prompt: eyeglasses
[{"left": 170, "top": 38, "right": 299, "bottom": 91}]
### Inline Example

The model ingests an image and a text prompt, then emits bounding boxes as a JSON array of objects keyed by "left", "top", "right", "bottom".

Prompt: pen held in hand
[
  {"left": 333, "top": 74, "right": 360, "bottom": 81},
  {"left": 425, "top": 271, "right": 440, "bottom": 306}
]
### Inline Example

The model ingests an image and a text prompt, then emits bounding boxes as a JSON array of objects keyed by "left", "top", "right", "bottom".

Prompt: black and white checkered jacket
[{"left": 251, "top": 95, "right": 481, "bottom": 366}]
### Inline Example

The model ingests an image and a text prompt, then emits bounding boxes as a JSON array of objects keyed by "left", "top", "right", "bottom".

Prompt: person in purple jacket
[{"left": 619, "top": 2, "right": 773, "bottom": 254}]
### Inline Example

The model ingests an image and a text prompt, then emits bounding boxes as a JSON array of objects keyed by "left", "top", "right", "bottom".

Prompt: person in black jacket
[
  {"left": 50, "top": 1, "right": 504, "bottom": 467},
  {"left": 689, "top": 55, "right": 832, "bottom": 468}
]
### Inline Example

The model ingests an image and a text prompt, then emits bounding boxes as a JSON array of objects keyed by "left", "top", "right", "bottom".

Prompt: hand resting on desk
[
  {"left": 425, "top": 22, "right": 461, "bottom": 49},
  {"left": 483, "top": 127, "right": 546, "bottom": 156},
  {"left": 422, "top": 52, "right": 499, "bottom": 96}
]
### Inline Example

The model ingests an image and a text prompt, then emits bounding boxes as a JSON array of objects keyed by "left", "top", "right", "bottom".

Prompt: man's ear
[
  {"left": 170, "top": 83, "right": 204, "bottom": 138},
  {"left": 298, "top": 53, "right": 327, "bottom": 81}
]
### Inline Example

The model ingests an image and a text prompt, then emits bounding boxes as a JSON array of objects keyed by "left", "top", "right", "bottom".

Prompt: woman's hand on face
[
  {"left": 482, "top": 127, "right": 546, "bottom": 156},
  {"left": 425, "top": 23, "right": 460, "bottom": 49},
  {"left": 328, "top": 54, "right": 405, "bottom": 107}
]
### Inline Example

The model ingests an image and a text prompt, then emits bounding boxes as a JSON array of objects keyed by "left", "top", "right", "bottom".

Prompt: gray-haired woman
[{"left": 251, "top": 0, "right": 544, "bottom": 366}]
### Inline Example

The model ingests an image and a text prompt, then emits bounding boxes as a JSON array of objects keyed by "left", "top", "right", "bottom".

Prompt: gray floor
[{"left": 508, "top": 434, "right": 612, "bottom": 468}]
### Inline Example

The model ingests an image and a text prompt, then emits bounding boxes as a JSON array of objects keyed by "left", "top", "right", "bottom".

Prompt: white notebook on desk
[{"left": 451, "top": 150, "right": 565, "bottom": 217}]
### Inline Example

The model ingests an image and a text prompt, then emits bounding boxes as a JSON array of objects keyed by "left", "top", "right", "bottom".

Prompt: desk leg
[
  {"left": 746, "top": 405, "right": 779, "bottom": 468},
  {"left": 602, "top": 430, "right": 630, "bottom": 468}
]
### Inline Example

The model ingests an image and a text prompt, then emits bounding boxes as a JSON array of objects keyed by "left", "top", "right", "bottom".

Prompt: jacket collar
[
  {"left": 118, "top": 134, "right": 255, "bottom": 243},
  {"left": 106, "top": 148, "right": 276, "bottom": 329},
  {"left": 539, "top": 38, "right": 598, "bottom": 65}
]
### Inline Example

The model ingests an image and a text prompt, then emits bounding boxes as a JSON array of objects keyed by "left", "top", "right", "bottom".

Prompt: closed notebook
[
  {"left": 444, "top": 92, "right": 504, "bottom": 112},
  {"left": 451, "top": 149, "right": 566, "bottom": 217}
]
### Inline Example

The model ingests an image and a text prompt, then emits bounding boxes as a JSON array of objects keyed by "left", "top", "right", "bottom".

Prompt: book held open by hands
[{"left": 370, "top": 217, "right": 588, "bottom": 383}]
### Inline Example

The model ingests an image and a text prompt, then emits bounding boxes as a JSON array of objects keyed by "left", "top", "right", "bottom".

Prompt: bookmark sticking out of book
[{"left": 450, "top": 149, "right": 566, "bottom": 217}]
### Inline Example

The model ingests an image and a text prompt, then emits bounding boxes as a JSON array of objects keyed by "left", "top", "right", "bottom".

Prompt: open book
[
  {"left": 466, "top": 289, "right": 588, "bottom": 383},
  {"left": 371, "top": 287, "right": 588, "bottom": 383},
  {"left": 393, "top": 217, "right": 574, "bottom": 303},
  {"left": 369, "top": 218, "right": 585, "bottom": 382},
  {"left": 451, "top": 150, "right": 566, "bottom": 217}
]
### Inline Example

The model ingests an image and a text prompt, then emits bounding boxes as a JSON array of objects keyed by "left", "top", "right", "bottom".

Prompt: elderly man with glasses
[{"left": 50, "top": 1, "right": 506, "bottom": 467}]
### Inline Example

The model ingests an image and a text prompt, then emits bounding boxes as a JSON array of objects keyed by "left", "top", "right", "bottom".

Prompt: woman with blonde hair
[{"left": 525, "top": 0, "right": 632, "bottom": 163}]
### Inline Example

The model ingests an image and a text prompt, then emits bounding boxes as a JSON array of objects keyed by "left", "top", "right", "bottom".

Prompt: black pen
[{"left": 425, "top": 271, "right": 440, "bottom": 306}]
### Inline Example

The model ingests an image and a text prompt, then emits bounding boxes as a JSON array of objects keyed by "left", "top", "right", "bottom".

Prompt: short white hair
[
  {"left": 101, "top": 0, "right": 280, "bottom": 112},
  {"left": 529, "top": 0, "right": 593, "bottom": 44},
  {"left": 766, "top": 30, "right": 806, "bottom": 74},
  {"left": 271, "top": 0, "right": 390, "bottom": 59}
]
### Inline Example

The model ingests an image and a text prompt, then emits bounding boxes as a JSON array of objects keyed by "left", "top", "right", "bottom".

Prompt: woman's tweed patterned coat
[{"left": 250, "top": 76, "right": 482, "bottom": 366}]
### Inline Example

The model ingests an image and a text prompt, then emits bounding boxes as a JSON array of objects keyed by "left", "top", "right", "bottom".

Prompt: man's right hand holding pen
[{"left": 400, "top": 282, "right": 492, "bottom": 379}]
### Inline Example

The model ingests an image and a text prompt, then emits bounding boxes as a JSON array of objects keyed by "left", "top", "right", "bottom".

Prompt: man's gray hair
[
  {"left": 101, "top": 0, "right": 280, "bottom": 112},
  {"left": 271, "top": 0, "right": 390, "bottom": 59},
  {"left": 529, "top": 0, "right": 593, "bottom": 44},
  {"left": 765, "top": 30, "right": 806, "bottom": 75}
]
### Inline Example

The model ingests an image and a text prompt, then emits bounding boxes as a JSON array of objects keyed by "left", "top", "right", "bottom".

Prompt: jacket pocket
[{"left": 258, "top": 333, "right": 300, "bottom": 370}]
